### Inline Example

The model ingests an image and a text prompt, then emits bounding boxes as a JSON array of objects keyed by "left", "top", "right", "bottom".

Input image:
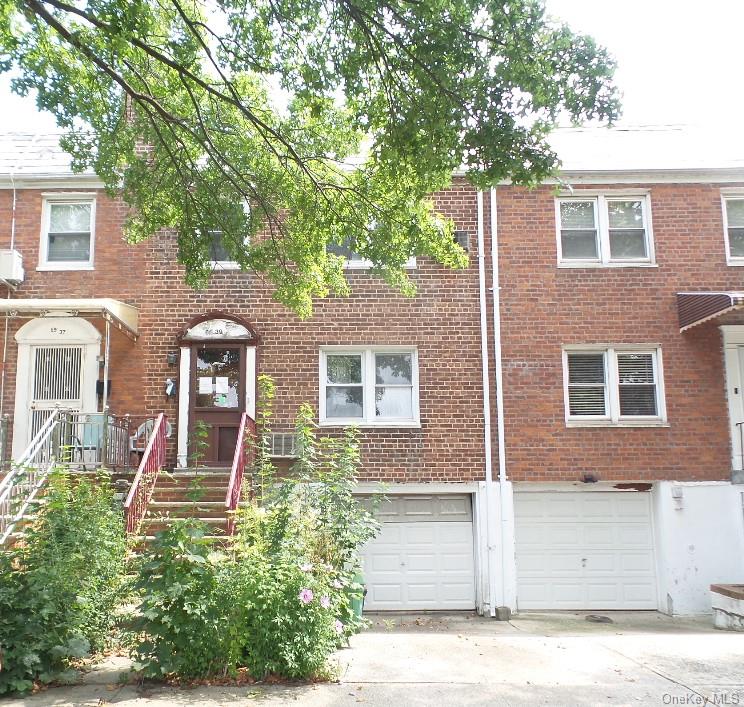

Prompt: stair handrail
[
  {"left": 0, "top": 408, "right": 66, "bottom": 545},
  {"left": 124, "top": 413, "right": 167, "bottom": 535},
  {"left": 225, "top": 412, "right": 256, "bottom": 535}
]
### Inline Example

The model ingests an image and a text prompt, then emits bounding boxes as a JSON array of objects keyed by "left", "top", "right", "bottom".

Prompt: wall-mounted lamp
[
  {"left": 671, "top": 485, "right": 684, "bottom": 510},
  {"left": 581, "top": 473, "right": 598, "bottom": 484},
  {"left": 167, "top": 352, "right": 178, "bottom": 366}
]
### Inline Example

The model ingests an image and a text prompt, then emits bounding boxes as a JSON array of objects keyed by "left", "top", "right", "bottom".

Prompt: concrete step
[
  {"left": 131, "top": 534, "right": 230, "bottom": 548},
  {"left": 147, "top": 501, "right": 230, "bottom": 518},
  {"left": 151, "top": 491, "right": 230, "bottom": 502},
  {"left": 141, "top": 518, "right": 229, "bottom": 534}
]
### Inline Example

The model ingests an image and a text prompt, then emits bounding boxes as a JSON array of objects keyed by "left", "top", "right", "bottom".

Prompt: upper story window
[
  {"left": 563, "top": 346, "right": 666, "bottom": 426},
  {"left": 208, "top": 230, "right": 240, "bottom": 270},
  {"left": 326, "top": 239, "right": 416, "bottom": 269},
  {"left": 319, "top": 347, "right": 420, "bottom": 426},
  {"left": 39, "top": 197, "right": 95, "bottom": 270},
  {"left": 723, "top": 195, "right": 744, "bottom": 264},
  {"left": 556, "top": 194, "right": 654, "bottom": 267}
]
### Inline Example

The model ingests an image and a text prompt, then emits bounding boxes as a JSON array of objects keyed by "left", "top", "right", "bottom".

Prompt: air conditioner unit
[
  {"left": 0, "top": 250, "right": 24, "bottom": 284},
  {"left": 270, "top": 432, "right": 299, "bottom": 458}
]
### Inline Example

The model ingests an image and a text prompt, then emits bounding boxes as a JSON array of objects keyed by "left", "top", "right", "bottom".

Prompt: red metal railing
[
  {"left": 124, "top": 413, "right": 167, "bottom": 535},
  {"left": 225, "top": 412, "right": 256, "bottom": 535}
]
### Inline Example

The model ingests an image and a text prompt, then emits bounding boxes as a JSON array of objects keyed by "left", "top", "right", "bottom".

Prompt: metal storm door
[
  {"left": 189, "top": 343, "right": 246, "bottom": 465},
  {"left": 29, "top": 345, "right": 84, "bottom": 441}
]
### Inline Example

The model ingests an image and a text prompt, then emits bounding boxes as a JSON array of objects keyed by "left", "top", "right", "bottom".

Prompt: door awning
[
  {"left": 677, "top": 292, "right": 744, "bottom": 332},
  {"left": 0, "top": 298, "right": 139, "bottom": 340}
]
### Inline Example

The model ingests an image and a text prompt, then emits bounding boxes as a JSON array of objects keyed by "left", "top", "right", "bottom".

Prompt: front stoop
[
  {"left": 132, "top": 468, "right": 239, "bottom": 547},
  {"left": 711, "top": 584, "right": 744, "bottom": 630}
]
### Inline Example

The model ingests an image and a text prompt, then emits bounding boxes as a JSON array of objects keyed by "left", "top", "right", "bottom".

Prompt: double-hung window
[
  {"left": 208, "top": 230, "right": 243, "bottom": 270},
  {"left": 326, "top": 239, "right": 416, "bottom": 269},
  {"left": 723, "top": 194, "right": 744, "bottom": 264},
  {"left": 557, "top": 194, "right": 654, "bottom": 266},
  {"left": 563, "top": 347, "right": 666, "bottom": 425},
  {"left": 320, "top": 347, "right": 419, "bottom": 425},
  {"left": 39, "top": 197, "right": 95, "bottom": 270}
]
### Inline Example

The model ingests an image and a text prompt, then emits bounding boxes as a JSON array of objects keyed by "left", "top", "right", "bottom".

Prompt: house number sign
[{"left": 184, "top": 318, "right": 252, "bottom": 341}]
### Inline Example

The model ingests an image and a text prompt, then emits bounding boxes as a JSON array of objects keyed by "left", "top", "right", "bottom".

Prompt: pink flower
[
  {"left": 334, "top": 620, "right": 344, "bottom": 635},
  {"left": 300, "top": 563, "right": 313, "bottom": 572},
  {"left": 320, "top": 595, "right": 331, "bottom": 609},
  {"left": 299, "top": 588, "right": 314, "bottom": 604}
]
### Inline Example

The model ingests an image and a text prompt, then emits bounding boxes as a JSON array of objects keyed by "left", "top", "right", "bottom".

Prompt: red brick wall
[
  {"left": 0, "top": 188, "right": 146, "bottom": 424},
  {"left": 496, "top": 182, "right": 744, "bottom": 482},
  {"left": 4, "top": 178, "right": 739, "bottom": 484},
  {"left": 137, "top": 179, "right": 487, "bottom": 481}
]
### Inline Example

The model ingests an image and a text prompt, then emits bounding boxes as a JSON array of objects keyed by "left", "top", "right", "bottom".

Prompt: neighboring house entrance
[
  {"left": 12, "top": 317, "right": 100, "bottom": 458},
  {"left": 514, "top": 490, "right": 657, "bottom": 610},
  {"left": 360, "top": 494, "right": 476, "bottom": 610},
  {"left": 177, "top": 314, "right": 257, "bottom": 468}
]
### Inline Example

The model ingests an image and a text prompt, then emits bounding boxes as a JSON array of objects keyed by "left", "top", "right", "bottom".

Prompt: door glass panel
[{"left": 195, "top": 347, "right": 240, "bottom": 408}]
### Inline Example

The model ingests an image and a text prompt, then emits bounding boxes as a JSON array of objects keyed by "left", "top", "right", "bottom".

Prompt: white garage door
[
  {"left": 361, "top": 495, "right": 476, "bottom": 610},
  {"left": 515, "top": 491, "right": 657, "bottom": 610}
]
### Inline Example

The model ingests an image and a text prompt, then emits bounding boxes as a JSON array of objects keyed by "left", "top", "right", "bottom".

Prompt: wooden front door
[{"left": 189, "top": 343, "right": 246, "bottom": 466}]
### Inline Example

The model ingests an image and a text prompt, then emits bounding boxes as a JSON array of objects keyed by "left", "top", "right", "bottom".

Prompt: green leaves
[
  {"left": 1, "top": 0, "right": 618, "bottom": 315},
  {"left": 0, "top": 471, "right": 127, "bottom": 696}
]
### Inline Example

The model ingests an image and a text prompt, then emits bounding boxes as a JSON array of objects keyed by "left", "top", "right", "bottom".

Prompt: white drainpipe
[
  {"left": 490, "top": 187, "right": 517, "bottom": 611},
  {"left": 476, "top": 190, "right": 498, "bottom": 617}
]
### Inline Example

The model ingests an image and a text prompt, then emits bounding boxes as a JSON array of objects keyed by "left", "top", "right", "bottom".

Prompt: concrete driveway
[{"left": 2, "top": 612, "right": 743, "bottom": 706}]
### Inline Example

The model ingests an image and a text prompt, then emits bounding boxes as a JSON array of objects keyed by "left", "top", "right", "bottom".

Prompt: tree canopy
[{"left": 0, "top": 0, "right": 620, "bottom": 316}]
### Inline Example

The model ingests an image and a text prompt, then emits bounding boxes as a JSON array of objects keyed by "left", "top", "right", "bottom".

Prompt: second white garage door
[
  {"left": 515, "top": 491, "right": 657, "bottom": 610},
  {"left": 361, "top": 495, "right": 476, "bottom": 611}
]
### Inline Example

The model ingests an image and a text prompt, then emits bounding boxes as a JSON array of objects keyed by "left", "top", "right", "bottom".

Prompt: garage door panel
[
  {"left": 619, "top": 552, "right": 656, "bottom": 573},
  {"left": 583, "top": 525, "right": 617, "bottom": 545},
  {"left": 407, "top": 553, "right": 437, "bottom": 571},
  {"left": 362, "top": 498, "right": 475, "bottom": 611},
  {"left": 440, "top": 496, "right": 471, "bottom": 518},
  {"left": 369, "top": 552, "right": 403, "bottom": 573},
  {"left": 616, "top": 524, "right": 653, "bottom": 545},
  {"left": 582, "top": 498, "right": 615, "bottom": 517},
  {"left": 547, "top": 498, "right": 581, "bottom": 518},
  {"left": 516, "top": 492, "right": 657, "bottom": 610}
]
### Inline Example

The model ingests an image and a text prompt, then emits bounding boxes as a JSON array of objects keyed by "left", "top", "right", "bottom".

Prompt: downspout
[
  {"left": 476, "top": 190, "right": 497, "bottom": 617},
  {"left": 490, "top": 186, "right": 514, "bottom": 609},
  {"left": 0, "top": 170, "right": 18, "bottom": 418}
]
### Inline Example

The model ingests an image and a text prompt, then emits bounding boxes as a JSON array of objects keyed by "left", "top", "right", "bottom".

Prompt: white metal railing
[{"left": 0, "top": 408, "right": 66, "bottom": 545}]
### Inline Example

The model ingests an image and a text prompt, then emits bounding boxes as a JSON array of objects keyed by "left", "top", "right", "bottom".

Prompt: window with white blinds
[
  {"left": 40, "top": 198, "right": 95, "bottom": 269},
  {"left": 565, "top": 347, "right": 664, "bottom": 423}
]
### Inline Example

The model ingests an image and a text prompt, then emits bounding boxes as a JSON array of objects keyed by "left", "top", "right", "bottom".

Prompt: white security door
[
  {"left": 28, "top": 346, "right": 84, "bottom": 440},
  {"left": 515, "top": 491, "right": 657, "bottom": 610},
  {"left": 361, "top": 495, "right": 476, "bottom": 610},
  {"left": 734, "top": 346, "right": 744, "bottom": 469}
]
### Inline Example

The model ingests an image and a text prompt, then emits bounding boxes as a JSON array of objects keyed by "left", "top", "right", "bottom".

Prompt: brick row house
[{"left": 1, "top": 127, "right": 743, "bottom": 616}]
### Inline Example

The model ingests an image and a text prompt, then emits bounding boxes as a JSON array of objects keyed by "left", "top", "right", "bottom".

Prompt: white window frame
[
  {"left": 38, "top": 194, "right": 96, "bottom": 271},
  {"left": 555, "top": 191, "right": 655, "bottom": 268},
  {"left": 319, "top": 346, "right": 420, "bottom": 427},
  {"left": 208, "top": 230, "right": 250, "bottom": 272},
  {"left": 721, "top": 189, "right": 744, "bottom": 266},
  {"left": 342, "top": 255, "right": 417, "bottom": 270},
  {"left": 562, "top": 345, "right": 667, "bottom": 427}
]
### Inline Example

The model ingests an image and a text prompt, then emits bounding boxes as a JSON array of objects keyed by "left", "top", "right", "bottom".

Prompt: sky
[{"left": 0, "top": 0, "right": 743, "bottom": 135}]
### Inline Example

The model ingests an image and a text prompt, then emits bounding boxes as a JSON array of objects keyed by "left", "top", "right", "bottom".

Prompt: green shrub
[
  {"left": 0, "top": 470, "right": 127, "bottom": 695},
  {"left": 129, "top": 521, "right": 242, "bottom": 679},
  {"left": 235, "top": 554, "right": 339, "bottom": 679},
  {"left": 129, "top": 381, "right": 381, "bottom": 682}
]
